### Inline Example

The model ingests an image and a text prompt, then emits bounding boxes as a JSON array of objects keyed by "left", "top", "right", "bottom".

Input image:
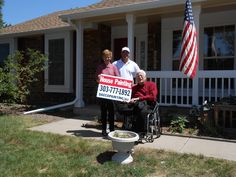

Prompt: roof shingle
[{"left": 0, "top": 0, "right": 155, "bottom": 36}]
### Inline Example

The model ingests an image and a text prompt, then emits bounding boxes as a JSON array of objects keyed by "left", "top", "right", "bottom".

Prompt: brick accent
[
  {"left": 18, "top": 35, "right": 75, "bottom": 105},
  {"left": 83, "top": 24, "right": 111, "bottom": 104},
  {"left": 18, "top": 35, "right": 45, "bottom": 104}
]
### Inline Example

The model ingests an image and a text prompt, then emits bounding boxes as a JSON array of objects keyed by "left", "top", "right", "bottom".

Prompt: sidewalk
[{"left": 30, "top": 117, "right": 236, "bottom": 162}]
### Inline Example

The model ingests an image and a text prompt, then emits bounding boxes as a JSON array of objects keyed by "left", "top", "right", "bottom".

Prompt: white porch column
[
  {"left": 192, "top": 5, "right": 201, "bottom": 105},
  {"left": 74, "top": 21, "right": 85, "bottom": 108},
  {"left": 126, "top": 14, "right": 136, "bottom": 60}
]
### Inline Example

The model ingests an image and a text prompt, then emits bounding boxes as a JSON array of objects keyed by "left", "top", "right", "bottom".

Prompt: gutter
[
  {"left": 0, "top": 26, "right": 73, "bottom": 39},
  {"left": 24, "top": 20, "right": 80, "bottom": 115}
]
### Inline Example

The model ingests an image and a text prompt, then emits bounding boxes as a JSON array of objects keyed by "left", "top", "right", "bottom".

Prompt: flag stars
[{"left": 184, "top": 0, "right": 194, "bottom": 23}]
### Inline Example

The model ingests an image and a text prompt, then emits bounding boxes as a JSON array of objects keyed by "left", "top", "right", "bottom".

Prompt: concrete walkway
[{"left": 30, "top": 117, "right": 236, "bottom": 162}]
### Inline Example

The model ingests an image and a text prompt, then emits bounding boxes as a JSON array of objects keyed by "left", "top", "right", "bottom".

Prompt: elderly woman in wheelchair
[{"left": 117, "top": 70, "right": 161, "bottom": 142}]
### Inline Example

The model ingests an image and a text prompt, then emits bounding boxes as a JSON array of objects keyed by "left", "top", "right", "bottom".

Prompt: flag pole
[{"left": 192, "top": 5, "right": 201, "bottom": 106}]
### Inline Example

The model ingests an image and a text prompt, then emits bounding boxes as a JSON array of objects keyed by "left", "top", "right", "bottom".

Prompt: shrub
[
  {"left": 170, "top": 115, "right": 189, "bottom": 133},
  {"left": 0, "top": 49, "right": 48, "bottom": 103},
  {"left": 0, "top": 67, "right": 18, "bottom": 103}
]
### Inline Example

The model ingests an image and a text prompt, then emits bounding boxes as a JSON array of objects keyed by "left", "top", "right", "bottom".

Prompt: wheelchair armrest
[{"left": 150, "top": 101, "right": 159, "bottom": 114}]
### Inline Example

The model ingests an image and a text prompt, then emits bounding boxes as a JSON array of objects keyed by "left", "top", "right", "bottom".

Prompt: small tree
[
  {"left": 0, "top": 0, "right": 4, "bottom": 29},
  {"left": 0, "top": 49, "right": 48, "bottom": 103}
]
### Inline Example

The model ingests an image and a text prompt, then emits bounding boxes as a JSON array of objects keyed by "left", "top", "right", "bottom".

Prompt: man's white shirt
[{"left": 113, "top": 59, "right": 140, "bottom": 81}]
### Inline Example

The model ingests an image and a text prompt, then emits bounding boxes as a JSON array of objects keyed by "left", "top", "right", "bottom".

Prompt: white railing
[{"left": 146, "top": 70, "right": 236, "bottom": 107}]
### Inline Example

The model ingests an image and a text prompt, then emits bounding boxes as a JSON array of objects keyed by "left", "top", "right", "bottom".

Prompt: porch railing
[{"left": 146, "top": 70, "right": 236, "bottom": 107}]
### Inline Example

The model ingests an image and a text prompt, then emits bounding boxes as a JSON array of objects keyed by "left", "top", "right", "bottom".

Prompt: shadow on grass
[
  {"left": 33, "top": 107, "right": 100, "bottom": 121},
  {"left": 66, "top": 129, "right": 103, "bottom": 138},
  {"left": 96, "top": 151, "right": 116, "bottom": 164}
]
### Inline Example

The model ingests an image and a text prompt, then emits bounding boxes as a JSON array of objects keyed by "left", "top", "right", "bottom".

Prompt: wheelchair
[{"left": 116, "top": 101, "right": 161, "bottom": 143}]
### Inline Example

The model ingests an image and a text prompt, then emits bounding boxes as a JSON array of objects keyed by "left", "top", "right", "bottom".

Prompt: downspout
[
  {"left": 23, "top": 98, "right": 78, "bottom": 114},
  {"left": 24, "top": 19, "right": 80, "bottom": 114}
]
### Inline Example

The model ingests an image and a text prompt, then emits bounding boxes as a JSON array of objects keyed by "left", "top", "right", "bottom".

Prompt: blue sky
[{"left": 2, "top": 0, "right": 100, "bottom": 25}]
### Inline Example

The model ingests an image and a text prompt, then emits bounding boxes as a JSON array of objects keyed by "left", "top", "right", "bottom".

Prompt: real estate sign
[{"left": 96, "top": 74, "right": 132, "bottom": 102}]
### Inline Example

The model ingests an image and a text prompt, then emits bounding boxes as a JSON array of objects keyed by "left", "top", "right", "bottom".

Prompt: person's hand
[
  {"left": 129, "top": 97, "right": 139, "bottom": 103},
  {"left": 96, "top": 75, "right": 101, "bottom": 83}
]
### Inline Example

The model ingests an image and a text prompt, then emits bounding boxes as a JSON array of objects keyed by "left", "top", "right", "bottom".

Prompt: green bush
[
  {"left": 0, "top": 49, "right": 48, "bottom": 103},
  {"left": 170, "top": 116, "right": 189, "bottom": 133},
  {"left": 200, "top": 123, "right": 223, "bottom": 137},
  {"left": 0, "top": 67, "right": 18, "bottom": 103}
]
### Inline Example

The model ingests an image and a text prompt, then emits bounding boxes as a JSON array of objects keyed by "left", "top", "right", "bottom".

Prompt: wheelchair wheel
[
  {"left": 152, "top": 112, "right": 161, "bottom": 138},
  {"left": 146, "top": 134, "right": 154, "bottom": 143}
]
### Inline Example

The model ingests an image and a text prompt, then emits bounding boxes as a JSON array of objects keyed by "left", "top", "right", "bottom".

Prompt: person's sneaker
[{"left": 102, "top": 130, "right": 108, "bottom": 136}]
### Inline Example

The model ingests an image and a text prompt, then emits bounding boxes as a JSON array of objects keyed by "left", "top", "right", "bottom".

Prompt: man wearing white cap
[{"left": 112, "top": 46, "right": 140, "bottom": 82}]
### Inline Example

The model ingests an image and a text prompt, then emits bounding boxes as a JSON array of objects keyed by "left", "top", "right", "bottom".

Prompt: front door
[
  {"left": 113, "top": 38, "right": 127, "bottom": 61},
  {"left": 113, "top": 38, "right": 136, "bottom": 61}
]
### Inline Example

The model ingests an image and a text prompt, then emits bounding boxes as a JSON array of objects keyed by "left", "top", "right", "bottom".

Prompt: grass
[{"left": 1, "top": 115, "right": 236, "bottom": 177}]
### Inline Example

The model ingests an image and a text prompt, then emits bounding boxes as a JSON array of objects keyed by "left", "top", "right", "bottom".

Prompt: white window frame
[
  {"left": 0, "top": 38, "right": 15, "bottom": 59},
  {"left": 200, "top": 9, "right": 236, "bottom": 70},
  {"left": 172, "top": 30, "right": 182, "bottom": 71},
  {"left": 202, "top": 25, "right": 235, "bottom": 70},
  {"left": 44, "top": 32, "right": 73, "bottom": 93}
]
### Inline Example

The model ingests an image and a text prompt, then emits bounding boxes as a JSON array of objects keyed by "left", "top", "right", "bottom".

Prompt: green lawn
[{"left": 1, "top": 115, "right": 236, "bottom": 177}]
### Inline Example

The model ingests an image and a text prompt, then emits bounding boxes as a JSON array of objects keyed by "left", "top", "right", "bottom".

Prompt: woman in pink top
[{"left": 96, "top": 49, "right": 120, "bottom": 136}]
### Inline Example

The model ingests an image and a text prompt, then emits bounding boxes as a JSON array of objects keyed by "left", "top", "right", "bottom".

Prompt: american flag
[{"left": 179, "top": 0, "right": 198, "bottom": 79}]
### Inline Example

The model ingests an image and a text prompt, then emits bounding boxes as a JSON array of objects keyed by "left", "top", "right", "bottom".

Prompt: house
[{"left": 0, "top": 0, "right": 236, "bottom": 116}]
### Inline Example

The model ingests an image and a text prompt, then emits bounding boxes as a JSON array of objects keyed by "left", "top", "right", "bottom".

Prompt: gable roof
[
  {"left": 1, "top": 0, "right": 233, "bottom": 37},
  {"left": 0, "top": 0, "right": 155, "bottom": 36}
]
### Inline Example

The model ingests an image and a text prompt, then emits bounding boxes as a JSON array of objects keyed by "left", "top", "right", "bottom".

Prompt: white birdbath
[{"left": 108, "top": 130, "right": 139, "bottom": 164}]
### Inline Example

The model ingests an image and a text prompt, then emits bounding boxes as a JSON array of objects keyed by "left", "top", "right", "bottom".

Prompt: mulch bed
[
  {"left": 0, "top": 103, "right": 28, "bottom": 115},
  {"left": 0, "top": 103, "right": 67, "bottom": 123}
]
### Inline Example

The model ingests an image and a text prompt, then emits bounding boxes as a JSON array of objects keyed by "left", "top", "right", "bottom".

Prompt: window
[
  {"left": 45, "top": 32, "right": 73, "bottom": 93},
  {"left": 140, "top": 41, "right": 146, "bottom": 69},
  {"left": 172, "top": 30, "right": 182, "bottom": 70},
  {"left": 0, "top": 43, "right": 10, "bottom": 66},
  {"left": 204, "top": 25, "right": 235, "bottom": 70},
  {"left": 48, "top": 39, "right": 65, "bottom": 85}
]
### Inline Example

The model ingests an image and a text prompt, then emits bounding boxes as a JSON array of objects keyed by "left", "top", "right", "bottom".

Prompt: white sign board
[{"left": 96, "top": 74, "right": 132, "bottom": 102}]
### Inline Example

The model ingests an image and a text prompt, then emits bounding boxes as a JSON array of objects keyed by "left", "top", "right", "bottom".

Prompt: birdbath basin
[{"left": 108, "top": 130, "right": 139, "bottom": 164}]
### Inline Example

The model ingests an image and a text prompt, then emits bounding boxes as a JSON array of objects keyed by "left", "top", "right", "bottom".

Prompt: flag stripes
[{"left": 179, "top": 0, "right": 198, "bottom": 79}]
